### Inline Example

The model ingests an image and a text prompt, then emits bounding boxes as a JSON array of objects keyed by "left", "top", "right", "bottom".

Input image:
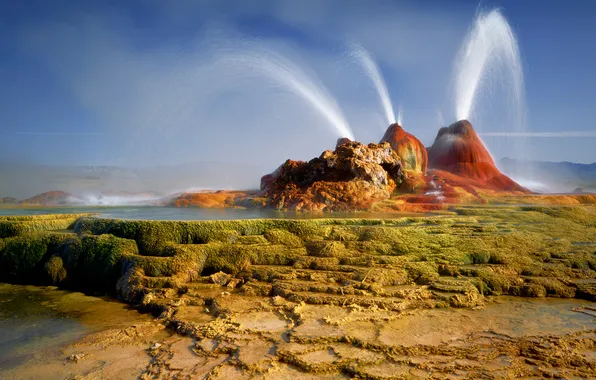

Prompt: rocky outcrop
[
  {"left": 427, "top": 120, "right": 526, "bottom": 191},
  {"left": 380, "top": 123, "right": 428, "bottom": 174},
  {"left": 261, "top": 141, "right": 405, "bottom": 211}
]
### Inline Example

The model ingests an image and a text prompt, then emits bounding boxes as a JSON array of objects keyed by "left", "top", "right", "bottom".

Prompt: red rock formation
[
  {"left": 380, "top": 123, "right": 428, "bottom": 174},
  {"left": 427, "top": 120, "right": 526, "bottom": 192},
  {"left": 260, "top": 141, "right": 405, "bottom": 211}
]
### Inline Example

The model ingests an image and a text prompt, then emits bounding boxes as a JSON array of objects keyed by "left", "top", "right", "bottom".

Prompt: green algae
[
  {"left": 0, "top": 231, "right": 73, "bottom": 280},
  {"left": 0, "top": 206, "right": 594, "bottom": 307},
  {"left": 0, "top": 215, "right": 86, "bottom": 238}
]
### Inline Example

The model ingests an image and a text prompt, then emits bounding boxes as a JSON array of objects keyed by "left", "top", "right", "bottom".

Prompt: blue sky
[{"left": 1, "top": 0, "right": 595, "bottom": 170}]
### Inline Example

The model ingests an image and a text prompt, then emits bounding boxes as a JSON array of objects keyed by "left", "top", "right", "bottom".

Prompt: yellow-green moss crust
[{"left": 0, "top": 205, "right": 594, "bottom": 305}]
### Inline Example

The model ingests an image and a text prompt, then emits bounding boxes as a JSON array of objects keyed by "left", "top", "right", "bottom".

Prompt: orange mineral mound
[
  {"left": 170, "top": 190, "right": 257, "bottom": 208},
  {"left": 380, "top": 123, "right": 428, "bottom": 174},
  {"left": 427, "top": 120, "right": 527, "bottom": 192}
]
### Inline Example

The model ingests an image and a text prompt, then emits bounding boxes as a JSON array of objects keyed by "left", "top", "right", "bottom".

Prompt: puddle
[{"left": 0, "top": 283, "right": 154, "bottom": 372}]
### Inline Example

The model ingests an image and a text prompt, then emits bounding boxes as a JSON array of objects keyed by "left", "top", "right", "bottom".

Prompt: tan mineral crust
[{"left": 1, "top": 205, "right": 595, "bottom": 379}]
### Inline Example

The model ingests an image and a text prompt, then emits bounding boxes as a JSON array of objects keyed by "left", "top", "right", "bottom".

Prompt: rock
[
  {"left": 336, "top": 137, "right": 352, "bottom": 148},
  {"left": 427, "top": 120, "right": 526, "bottom": 191},
  {"left": 271, "top": 295, "right": 286, "bottom": 306},
  {"left": 67, "top": 353, "right": 87, "bottom": 362},
  {"left": 261, "top": 141, "right": 405, "bottom": 211},
  {"left": 210, "top": 271, "right": 232, "bottom": 286},
  {"left": 380, "top": 123, "right": 428, "bottom": 174},
  {"left": 227, "top": 278, "right": 243, "bottom": 289}
]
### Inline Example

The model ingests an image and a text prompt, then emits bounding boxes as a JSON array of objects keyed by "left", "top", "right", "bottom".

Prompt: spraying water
[
  {"left": 396, "top": 106, "right": 403, "bottom": 126},
  {"left": 454, "top": 9, "right": 525, "bottom": 124},
  {"left": 453, "top": 8, "right": 530, "bottom": 181},
  {"left": 436, "top": 110, "right": 445, "bottom": 128},
  {"left": 225, "top": 48, "right": 355, "bottom": 140},
  {"left": 350, "top": 43, "right": 396, "bottom": 125}
]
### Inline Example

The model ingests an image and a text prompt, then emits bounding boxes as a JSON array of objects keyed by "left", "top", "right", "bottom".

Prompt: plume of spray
[
  {"left": 396, "top": 107, "right": 403, "bottom": 126},
  {"left": 436, "top": 110, "right": 445, "bottom": 128},
  {"left": 349, "top": 43, "right": 396, "bottom": 126},
  {"left": 454, "top": 9, "right": 525, "bottom": 125},
  {"left": 453, "top": 8, "right": 529, "bottom": 180},
  {"left": 223, "top": 46, "right": 355, "bottom": 141}
]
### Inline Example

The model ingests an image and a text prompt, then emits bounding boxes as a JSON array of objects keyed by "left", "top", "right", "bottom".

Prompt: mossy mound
[
  {"left": 1, "top": 206, "right": 595, "bottom": 308},
  {"left": 0, "top": 214, "right": 89, "bottom": 238}
]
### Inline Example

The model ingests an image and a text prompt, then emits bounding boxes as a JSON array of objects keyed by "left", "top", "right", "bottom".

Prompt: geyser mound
[
  {"left": 427, "top": 120, "right": 526, "bottom": 191},
  {"left": 380, "top": 123, "right": 427, "bottom": 174},
  {"left": 260, "top": 141, "right": 405, "bottom": 211}
]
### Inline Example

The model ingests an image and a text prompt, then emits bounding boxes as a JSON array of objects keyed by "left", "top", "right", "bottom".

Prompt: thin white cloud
[
  {"left": 480, "top": 131, "right": 596, "bottom": 138},
  {"left": 15, "top": 132, "right": 104, "bottom": 136}
]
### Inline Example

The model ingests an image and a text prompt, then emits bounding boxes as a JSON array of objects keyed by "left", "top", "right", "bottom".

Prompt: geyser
[
  {"left": 350, "top": 43, "right": 396, "bottom": 125},
  {"left": 454, "top": 9, "right": 524, "bottom": 124},
  {"left": 226, "top": 49, "right": 355, "bottom": 140}
]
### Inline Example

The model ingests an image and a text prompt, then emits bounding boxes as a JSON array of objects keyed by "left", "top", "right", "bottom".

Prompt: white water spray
[
  {"left": 396, "top": 107, "right": 403, "bottom": 126},
  {"left": 436, "top": 110, "right": 445, "bottom": 128},
  {"left": 225, "top": 49, "right": 355, "bottom": 140},
  {"left": 454, "top": 9, "right": 525, "bottom": 123},
  {"left": 454, "top": 8, "right": 530, "bottom": 180},
  {"left": 350, "top": 43, "right": 396, "bottom": 126}
]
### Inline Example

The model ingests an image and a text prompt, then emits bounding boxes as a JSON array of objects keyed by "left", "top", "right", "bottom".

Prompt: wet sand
[
  {"left": 2, "top": 287, "right": 594, "bottom": 379},
  {"left": 0, "top": 284, "right": 167, "bottom": 379}
]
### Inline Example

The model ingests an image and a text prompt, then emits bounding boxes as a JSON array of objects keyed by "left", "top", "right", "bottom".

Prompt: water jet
[
  {"left": 454, "top": 9, "right": 525, "bottom": 125},
  {"left": 225, "top": 49, "right": 355, "bottom": 140},
  {"left": 350, "top": 43, "right": 396, "bottom": 126}
]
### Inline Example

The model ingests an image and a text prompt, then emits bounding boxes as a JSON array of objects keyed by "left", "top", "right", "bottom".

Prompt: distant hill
[
  {"left": 20, "top": 191, "right": 80, "bottom": 205},
  {"left": 2, "top": 159, "right": 594, "bottom": 200},
  {"left": 0, "top": 161, "right": 265, "bottom": 199},
  {"left": 500, "top": 158, "right": 596, "bottom": 193}
]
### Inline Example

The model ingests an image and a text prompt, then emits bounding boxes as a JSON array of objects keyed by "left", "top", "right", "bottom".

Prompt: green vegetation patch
[
  {"left": 1, "top": 206, "right": 595, "bottom": 305},
  {"left": 0, "top": 231, "right": 73, "bottom": 280},
  {"left": 0, "top": 215, "right": 86, "bottom": 238}
]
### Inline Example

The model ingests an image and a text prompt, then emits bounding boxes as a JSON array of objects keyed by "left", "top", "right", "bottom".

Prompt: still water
[
  {"left": 0, "top": 283, "right": 153, "bottom": 372},
  {"left": 0, "top": 206, "right": 421, "bottom": 220}
]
